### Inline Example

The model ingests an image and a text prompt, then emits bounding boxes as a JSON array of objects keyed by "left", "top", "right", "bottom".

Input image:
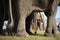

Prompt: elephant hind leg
[{"left": 17, "top": 15, "right": 30, "bottom": 37}]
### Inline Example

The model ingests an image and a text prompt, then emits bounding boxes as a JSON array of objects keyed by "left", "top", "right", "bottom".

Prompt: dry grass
[{"left": 0, "top": 30, "right": 60, "bottom": 40}]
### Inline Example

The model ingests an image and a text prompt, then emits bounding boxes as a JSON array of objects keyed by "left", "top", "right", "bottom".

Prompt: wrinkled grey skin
[
  {"left": 15, "top": 0, "right": 60, "bottom": 37},
  {"left": 16, "top": 0, "right": 49, "bottom": 37},
  {"left": 12, "top": 0, "right": 60, "bottom": 37},
  {"left": 0, "top": 0, "right": 60, "bottom": 37}
]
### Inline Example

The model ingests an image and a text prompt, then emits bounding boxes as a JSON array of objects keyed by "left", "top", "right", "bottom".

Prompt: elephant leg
[
  {"left": 52, "top": 16, "right": 58, "bottom": 37},
  {"left": 44, "top": 0, "right": 59, "bottom": 37},
  {"left": 45, "top": 15, "right": 58, "bottom": 37},
  {"left": 17, "top": 15, "right": 29, "bottom": 37},
  {"left": 44, "top": 15, "right": 54, "bottom": 36},
  {"left": 7, "top": 0, "right": 14, "bottom": 36}
]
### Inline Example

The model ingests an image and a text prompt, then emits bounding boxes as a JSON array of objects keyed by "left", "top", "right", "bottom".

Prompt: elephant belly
[{"left": 18, "top": 0, "right": 49, "bottom": 13}]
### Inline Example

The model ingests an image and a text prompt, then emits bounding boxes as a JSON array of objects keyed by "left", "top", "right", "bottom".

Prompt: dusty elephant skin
[
  {"left": 16, "top": 0, "right": 49, "bottom": 37},
  {"left": 15, "top": 0, "right": 60, "bottom": 37},
  {"left": 0, "top": 0, "right": 60, "bottom": 37}
]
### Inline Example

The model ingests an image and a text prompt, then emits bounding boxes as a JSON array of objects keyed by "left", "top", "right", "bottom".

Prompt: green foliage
[{"left": 0, "top": 30, "right": 60, "bottom": 40}]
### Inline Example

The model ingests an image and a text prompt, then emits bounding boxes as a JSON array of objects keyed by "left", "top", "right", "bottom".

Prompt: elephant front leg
[
  {"left": 52, "top": 16, "right": 58, "bottom": 37},
  {"left": 45, "top": 15, "right": 58, "bottom": 37},
  {"left": 44, "top": 16, "right": 54, "bottom": 36},
  {"left": 17, "top": 16, "right": 29, "bottom": 37},
  {"left": 44, "top": 0, "right": 59, "bottom": 37}
]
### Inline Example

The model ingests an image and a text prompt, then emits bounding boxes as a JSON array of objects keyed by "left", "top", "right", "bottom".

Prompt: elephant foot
[
  {"left": 44, "top": 33, "right": 53, "bottom": 37},
  {"left": 53, "top": 32, "right": 60, "bottom": 37},
  {"left": 17, "top": 31, "right": 30, "bottom": 37}
]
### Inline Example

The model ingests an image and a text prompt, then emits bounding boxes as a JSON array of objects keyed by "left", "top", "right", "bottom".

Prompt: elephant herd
[{"left": 0, "top": 0, "right": 60, "bottom": 37}]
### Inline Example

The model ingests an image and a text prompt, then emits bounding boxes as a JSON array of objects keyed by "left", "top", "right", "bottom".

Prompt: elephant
[
  {"left": 30, "top": 11, "right": 44, "bottom": 34},
  {"left": 12, "top": 0, "right": 60, "bottom": 36},
  {"left": 14, "top": 0, "right": 60, "bottom": 37},
  {"left": 6, "top": 0, "right": 14, "bottom": 36},
  {"left": 0, "top": 0, "right": 60, "bottom": 37},
  {"left": 44, "top": 0, "right": 60, "bottom": 37}
]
